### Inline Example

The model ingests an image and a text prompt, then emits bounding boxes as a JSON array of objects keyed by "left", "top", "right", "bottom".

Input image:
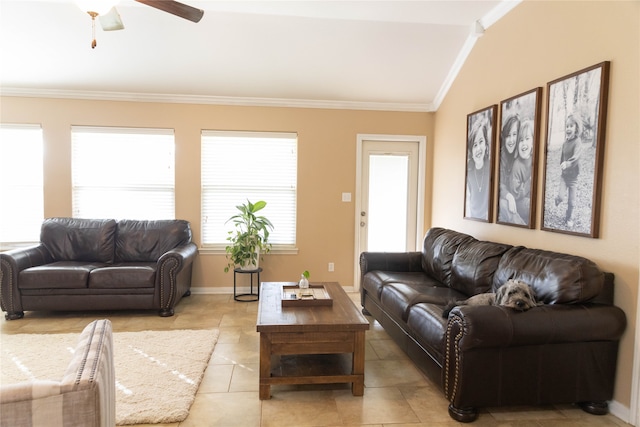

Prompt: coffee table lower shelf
[
  {"left": 258, "top": 330, "right": 366, "bottom": 400},
  {"left": 265, "top": 353, "right": 359, "bottom": 387}
]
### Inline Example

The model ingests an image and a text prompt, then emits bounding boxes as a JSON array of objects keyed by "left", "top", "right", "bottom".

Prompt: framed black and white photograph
[
  {"left": 464, "top": 105, "right": 497, "bottom": 222},
  {"left": 541, "top": 61, "right": 610, "bottom": 238},
  {"left": 496, "top": 88, "right": 542, "bottom": 228}
]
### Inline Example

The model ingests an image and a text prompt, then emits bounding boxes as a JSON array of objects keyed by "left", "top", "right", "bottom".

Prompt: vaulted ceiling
[{"left": 0, "top": 0, "right": 520, "bottom": 111}]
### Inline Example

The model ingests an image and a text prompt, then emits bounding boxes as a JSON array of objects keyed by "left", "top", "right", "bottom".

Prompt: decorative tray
[{"left": 281, "top": 284, "right": 333, "bottom": 307}]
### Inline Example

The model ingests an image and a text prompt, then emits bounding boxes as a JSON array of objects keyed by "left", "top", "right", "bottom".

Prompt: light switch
[{"left": 342, "top": 192, "right": 351, "bottom": 202}]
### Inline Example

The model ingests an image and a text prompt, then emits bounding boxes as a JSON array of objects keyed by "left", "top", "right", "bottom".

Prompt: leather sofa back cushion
[
  {"left": 450, "top": 240, "right": 512, "bottom": 296},
  {"left": 421, "top": 228, "right": 475, "bottom": 287},
  {"left": 116, "top": 220, "right": 192, "bottom": 262},
  {"left": 493, "top": 246, "right": 604, "bottom": 304},
  {"left": 41, "top": 218, "right": 117, "bottom": 263}
]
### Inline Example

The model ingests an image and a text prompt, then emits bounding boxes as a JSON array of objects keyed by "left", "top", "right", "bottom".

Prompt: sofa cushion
[
  {"left": 41, "top": 218, "right": 117, "bottom": 263},
  {"left": 493, "top": 246, "right": 604, "bottom": 304},
  {"left": 363, "top": 271, "right": 435, "bottom": 301},
  {"left": 19, "top": 262, "right": 106, "bottom": 289},
  {"left": 407, "top": 302, "right": 448, "bottom": 364},
  {"left": 450, "top": 240, "right": 512, "bottom": 297},
  {"left": 89, "top": 263, "right": 157, "bottom": 289},
  {"left": 115, "top": 220, "right": 192, "bottom": 262},
  {"left": 380, "top": 282, "right": 465, "bottom": 322},
  {"left": 421, "top": 228, "right": 475, "bottom": 287}
]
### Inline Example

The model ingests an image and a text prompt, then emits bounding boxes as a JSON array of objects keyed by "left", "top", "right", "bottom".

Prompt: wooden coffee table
[{"left": 256, "top": 282, "right": 370, "bottom": 399}]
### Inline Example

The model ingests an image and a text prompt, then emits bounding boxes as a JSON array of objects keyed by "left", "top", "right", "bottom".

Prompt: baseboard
[
  {"left": 609, "top": 399, "right": 631, "bottom": 425},
  {"left": 190, "top": 286, "right": 234, "bottom": 295},
  {"left": 190, "top": 285, "right": 357, "bottom": 295}
]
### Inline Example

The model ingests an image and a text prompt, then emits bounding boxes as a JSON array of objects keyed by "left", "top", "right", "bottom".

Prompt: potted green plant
[{"left": 224, "top": 200, "right": 274, "bottom": 272}]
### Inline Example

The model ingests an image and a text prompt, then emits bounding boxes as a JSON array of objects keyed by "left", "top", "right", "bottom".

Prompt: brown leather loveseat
[
  {"left": 360, "top": 227, "right": 626, "bottom": 422},
  {"left": 1, "top": 217, "right": 197, "bottom": 320}
]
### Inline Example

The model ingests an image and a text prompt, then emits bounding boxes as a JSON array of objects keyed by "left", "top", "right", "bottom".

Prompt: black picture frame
[
  {"left": 541, "top": 61, "right": 610, "bottom": 238},
  {"left": 496, "top": 87, "right": 542, "bottom": 228},
  {"left": 464, "top": 105, "right": 497, "bottom": 222}
]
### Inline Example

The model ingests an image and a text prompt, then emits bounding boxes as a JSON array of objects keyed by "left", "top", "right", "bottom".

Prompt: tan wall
[
  {"left": 0, "top": 97, "right": 433, "bottom": 289},
  {"left": 433, "top": 0, "right": 639, "bottom": 409},
  {"left": 1, "top": 0, "right": 637, "bottom": 413}
]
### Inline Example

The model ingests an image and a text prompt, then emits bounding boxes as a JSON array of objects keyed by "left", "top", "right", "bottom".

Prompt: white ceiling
[{"left": 0, "top": 0, "right": 520, "bottom": 111}]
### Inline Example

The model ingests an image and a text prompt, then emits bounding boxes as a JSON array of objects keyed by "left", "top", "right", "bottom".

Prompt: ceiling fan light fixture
[
  {"left": 76, "top": 0, "right": 120, "bottom": 16},
  {"left": 76, "top": 0, "right": 120, "bottom": 48}
]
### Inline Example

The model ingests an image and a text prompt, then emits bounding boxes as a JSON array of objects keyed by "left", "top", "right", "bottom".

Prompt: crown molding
[
  {"left": 432, "top": 0, "right": 522, "bottom": 110},
  {"left": 0, "top": 87, "right": 434, "bottom": 113},
  {"left": 480, "top": 0, "right": 522, "bottom": 30}
]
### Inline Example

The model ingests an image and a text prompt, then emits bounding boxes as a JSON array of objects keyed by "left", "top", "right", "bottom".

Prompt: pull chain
[{"left": 88, "top": 11, "right": 98, "bottom": 49}]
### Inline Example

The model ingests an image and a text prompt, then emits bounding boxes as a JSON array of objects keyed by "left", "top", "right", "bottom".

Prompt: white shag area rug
[{"left": 1, "top": 328, "right": 219, "bottom": 425}]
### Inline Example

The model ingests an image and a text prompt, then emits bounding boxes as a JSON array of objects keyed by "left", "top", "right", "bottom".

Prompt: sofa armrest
[
  {"left": 1, "top": 245, "right": 53, "bottom": 319},
  {"left": 0, "top": 379, "right": 62, "bottom": 403},
  {"left": 446, "top": 304, "right": 626, "bottom": 350},
  {"left": 0, "top": 244, "right": 52, "bottom": 272},
  {"left": 0, "top": 319, "right": 115, "bottom": 427},
  {"left": 61, "top": 319, "right": 115, "bottom": 427},
  {"left": 156, "top": 242, "right": 198, "bottom": 312},
  {"left": 443, "top": 304, "right": 626, "bottom": 413},
  {"left": 158, "top": 242, "right": 198, "bottom": 267},
  {"left": 0, "top": 380, "right": 68, "bottom": 426},
  {"left": 360, "top": 251, "right": 424, "bottom": 276}
]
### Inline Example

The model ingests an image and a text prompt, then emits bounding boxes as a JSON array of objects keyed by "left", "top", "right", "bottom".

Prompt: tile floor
[{"left": 1, "top": 292, "right": 632, "bottom": 427}]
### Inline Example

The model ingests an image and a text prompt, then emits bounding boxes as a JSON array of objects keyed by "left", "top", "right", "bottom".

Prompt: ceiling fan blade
[
  {"left": 99, "top": 7, "right": 125, "bottom": 31},
  {"left": 135, "top": 0, "right": 204, "bottom": 23}
]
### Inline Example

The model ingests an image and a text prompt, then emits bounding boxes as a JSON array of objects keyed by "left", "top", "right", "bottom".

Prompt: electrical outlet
[{"left": 328, "top": 262, "right": 335, "bottom": 272}]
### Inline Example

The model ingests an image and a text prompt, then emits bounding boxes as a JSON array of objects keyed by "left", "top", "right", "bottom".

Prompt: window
[
  {"left": 72, "top": 126, "right": 175, "bottom": 219},
  {"left": 201, "top": 131, "right": 297, "bottom": 248},
  {"left": 0, "top": 124, "right": 44, "bottom": 245}
]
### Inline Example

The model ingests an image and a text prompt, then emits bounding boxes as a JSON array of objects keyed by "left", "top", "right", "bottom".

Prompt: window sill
[
  {"left": 198, "top": 245, "right": 298, "bottom": 256},
  {"left": 0, "top": 242, "right": 40, "bottom": 252}
]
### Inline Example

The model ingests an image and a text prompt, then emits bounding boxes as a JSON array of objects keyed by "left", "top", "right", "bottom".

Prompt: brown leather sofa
[
  {"left": 1, "top": 217, "right": 197, "bottom": 320},
  {"left": 360, "top": 227, "right": 626, "bottom": 422}
]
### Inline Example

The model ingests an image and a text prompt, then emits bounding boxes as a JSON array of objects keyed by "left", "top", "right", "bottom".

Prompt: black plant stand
[{"left": 233, "top": 267, "right": 262, "bottom": 302}]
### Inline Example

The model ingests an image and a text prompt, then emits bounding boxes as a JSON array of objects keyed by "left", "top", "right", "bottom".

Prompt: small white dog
[{"left": 442, "top": 279, "right": 539, "bottom": 318}]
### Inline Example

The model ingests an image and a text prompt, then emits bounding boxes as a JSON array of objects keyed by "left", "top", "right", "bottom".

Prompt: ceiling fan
[{"left": 76, "top": 0, "right": 204, "bottom": 48}]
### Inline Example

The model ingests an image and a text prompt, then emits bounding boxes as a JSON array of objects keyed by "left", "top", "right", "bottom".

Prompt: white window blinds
[
  {"left": 0, "top": 124, "right": 44, "bottom": 245},
  {"left": 71, "top": 126, "right": 175, "bottom": 220},
  {"left": 201, "top": 131, "right": 297, "bottom": 247}
]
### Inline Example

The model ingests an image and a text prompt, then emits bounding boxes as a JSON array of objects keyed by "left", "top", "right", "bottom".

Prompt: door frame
[
  {"left": 353, "top": 134, "right": 426, "bottom": 290},
  {"left": 631, "top": 289, "right": 640, "bottom": 425}
]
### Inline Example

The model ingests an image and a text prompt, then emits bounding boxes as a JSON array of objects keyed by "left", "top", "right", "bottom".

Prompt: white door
[{"left": 354, "top": 134, "right": 425, "bottom": 288}]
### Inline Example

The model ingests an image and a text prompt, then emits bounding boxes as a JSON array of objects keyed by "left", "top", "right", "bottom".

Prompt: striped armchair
[{"left": 0, "top": 319, "right": 115, "bottom": 427}]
